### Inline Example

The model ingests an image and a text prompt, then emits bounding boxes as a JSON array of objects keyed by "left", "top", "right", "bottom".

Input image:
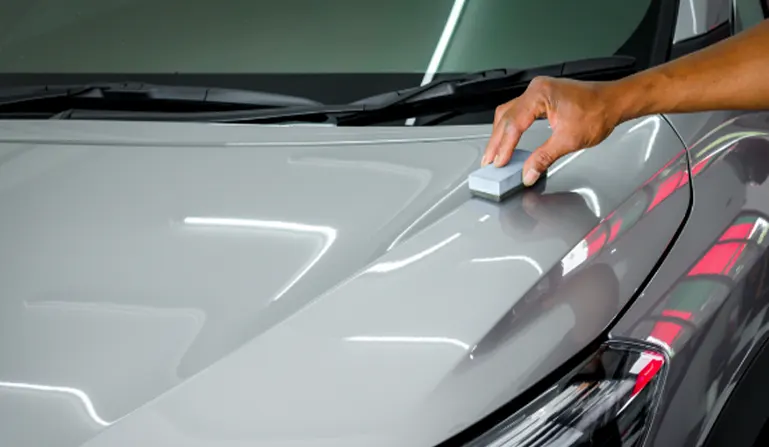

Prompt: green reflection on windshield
[{"left": 0, "top": 0, "right": 651, "bottom": 74}]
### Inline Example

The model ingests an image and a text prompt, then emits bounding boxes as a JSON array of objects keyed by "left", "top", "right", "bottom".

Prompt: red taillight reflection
[
  {"left": 720, "top": 222, "right": 753, "bottom": 241},
  {"left": 632, "top": 352, "right": 665, "bottom": 396},
  {"left": 643, "top": 149, "right": 687, "bottom": 186},
  {"left": 609, "top": 218, "right": 623, "bottom": 242},
  {"left": 661, "top": 309, "right": 692, "bottom": 320},
  {"left": 647, "top": 170, "right": 688, "bottom": 212},
  {"left": 648, "top": 310, "right": 691, "bottom": 348},
  {"left": 585, "top": 226, "right": 608, "bottom": 257},
  {"left": 689, "top": 242, "right": 746, "bottom": 276},
  {"left": 691, "top": 158, "right": 710, "bottom": 177}
]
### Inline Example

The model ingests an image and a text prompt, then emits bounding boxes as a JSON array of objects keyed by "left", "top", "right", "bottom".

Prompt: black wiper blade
[
  {"left": 349, "top": 67, "right": 527, "bottom": 108},
  {"left": 58, "top": 103, "right": 365, "bottom": 124},
  {"left": 0, "top": 82, "right": 323, "bottom": 110},
  {"left": 351, "top": 55, "right": 637, "bottom": 108}
]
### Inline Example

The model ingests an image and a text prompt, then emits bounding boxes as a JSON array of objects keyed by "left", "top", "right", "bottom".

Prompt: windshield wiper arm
[
  {"left": 56, "top": 103, "right": 365, "bottom": 124},
  {"left": 351, "top": 55, "right": 637, "bottom": 108},
  {"left": 0, "top": 82, "right": 323, "bottom": 111}
]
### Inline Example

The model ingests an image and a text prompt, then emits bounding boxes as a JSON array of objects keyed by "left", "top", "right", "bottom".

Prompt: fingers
[
  {"left": 522, "top": 136, "right": 560, "bottom": 186},
  {"left": 482, "top": 79, "right": 550, "bottom": 168},
  {"left": 484, "top": 76, "right": 618, "bottom": 187},
  {"left": 483, "top": 102, "right": 540, "bottom": 167},
  {"left": 481, "top": 102, "right": 515, "bottom": 166},
  {"left": 481, "top": 118, "right": 506, "bottom": 166},
  {"left": 493, "top": 120, "right": 524, "bottom": 167}
]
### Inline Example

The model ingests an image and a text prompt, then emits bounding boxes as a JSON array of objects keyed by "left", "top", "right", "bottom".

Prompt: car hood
[{"left": 0, "top": 119, "right": 687, "bottom": 447}]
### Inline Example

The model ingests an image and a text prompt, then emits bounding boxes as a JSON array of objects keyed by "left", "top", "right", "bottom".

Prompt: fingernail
[
  {"left": 481, "top": 154, "right": 490, "bottom": 166},
  {"left": 493, "top": 155, "right": 501, "bottom": 166},
  {"left": 523, "top": 169, "right": 540, "bottom": 186}
]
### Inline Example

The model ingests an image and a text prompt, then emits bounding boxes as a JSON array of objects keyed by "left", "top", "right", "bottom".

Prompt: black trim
[
  {"left": 703, "top": 328, "right": 769, "bottom": 447},
  {"left": 0, "top": 73, "right": 427, "bottom": 105},
  {"left": 614, "top": 0, "right": 678, "bottom": 68},
  {"left": 763, "top": 1, "right": 769, "bottom": 19},
  {"left": 731, "top": 0, "right": 737, "bottom": 35},
  {"left": 651, "top": 0, "right": 681, "bottom": 64},
  {"left": 671, "top": 20, "right": 732, "bottom": 59}
]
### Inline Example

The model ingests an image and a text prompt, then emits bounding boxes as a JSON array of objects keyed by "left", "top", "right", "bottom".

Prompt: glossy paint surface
[
  {"left": 613, "top": 110, "right": 769, "bottom": 446},
  {"left": 0, "top": 118, "right": 686, "bottom": 447},
  {"left": 673, "top": 0, "right": 731, "bottom": 42}
]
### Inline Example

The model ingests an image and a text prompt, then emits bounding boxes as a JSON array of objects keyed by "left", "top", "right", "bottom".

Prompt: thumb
[{"left": 522, "top": 136, "right": 562, "bottom": 186}]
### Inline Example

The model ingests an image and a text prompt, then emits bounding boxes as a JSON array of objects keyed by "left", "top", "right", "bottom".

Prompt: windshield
[{"left": 0, "top": 0, "right": 669, "bottom": 118}]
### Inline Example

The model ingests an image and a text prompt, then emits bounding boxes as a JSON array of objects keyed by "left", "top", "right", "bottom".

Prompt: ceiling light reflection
[
  {"left": 628, "top": 116, "right": 662, "bottom": 161},
  {"left": 645, "top": 335, "right": 674, "bottom": 357},
  {"left": 368, "top": 233, "right": 461, "bottom": 273},
  {"left": 420, "top": 0, "right": 466, "bottom": 86},
  {"left": 562, "top": 239, "right": 589, "bottom": 276},
  {"left": 547, "top": 150, "right": 584, "bottom": 177},
  {"left": 571, "top": 187, "right": 601, "bottom": 216},
  {"left": 688, "top": 0, "right": 698, "bottom": 35},
  {"left": 345, "top": 336, "right": 471, "bottom": 351},
  {"left": 0, "top": 381, "right": 112, "bottom": 426},
  {"left": 183, "top": 217, "right": 337, "bottom": 302},
  {"left": 704, "top": 132, "right": 768, "bottom": 163},
  {"left": 387, "top": 179, "right": 467, "bottom": 251},
  {"left": 470, "top": 255, "right": 543, "bottom": 275},
  {"left": 753, "top": 217, "right": 769, "bottom": 244},
  {"left": 406, "top": 0, "right": 467, "bottom": 126}
]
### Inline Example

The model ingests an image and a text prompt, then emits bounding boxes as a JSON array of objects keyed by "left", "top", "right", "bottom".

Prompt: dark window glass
[
  {"left": 735, "top": 0, "right": 768, "bottom": 31},
  {"left": 0, "top": 0, "right": 671, "bottom": 108},
  {"left": 0, "top": 0, "right": 652, "bottom": 75}
]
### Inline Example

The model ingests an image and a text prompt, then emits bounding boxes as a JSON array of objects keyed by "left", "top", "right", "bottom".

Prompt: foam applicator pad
[{"left": 468, "top": 149, "right": 534, "bottom": 201}]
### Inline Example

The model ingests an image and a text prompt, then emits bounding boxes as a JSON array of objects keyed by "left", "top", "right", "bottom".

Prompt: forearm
[{"left": 608, "top": 20, "right": 769, "bottom": 123}]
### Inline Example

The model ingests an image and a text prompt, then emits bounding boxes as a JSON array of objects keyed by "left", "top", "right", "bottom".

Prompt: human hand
[{"left": 481, "top": 76, "right": 623, "bottom": 186}]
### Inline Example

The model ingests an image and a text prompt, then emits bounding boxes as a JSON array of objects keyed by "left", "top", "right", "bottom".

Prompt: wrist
[{"left": 599, "top": 72, "right": 662, "bottom": 125}]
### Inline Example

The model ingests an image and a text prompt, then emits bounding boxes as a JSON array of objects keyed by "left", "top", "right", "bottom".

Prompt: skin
[{"left": 483, "top": 19, "right": 769, "bottom": 187}]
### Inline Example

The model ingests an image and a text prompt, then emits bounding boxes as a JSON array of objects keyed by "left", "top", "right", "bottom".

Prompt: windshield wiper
[
  {"left": 350, "top": 55, "right": 636, "bottom": 108},
  {"left": 332, "top": 55, "right": 636, "bottom": 125},
  {"left": 0, "top": 82, "right": 323, "bottom": 118},
  {"left": 22, "top": 56, "right": 635, "bottom": 124}
]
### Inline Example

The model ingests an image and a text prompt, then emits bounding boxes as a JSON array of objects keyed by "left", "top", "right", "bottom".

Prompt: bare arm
[
  {"left": 483, "top": 19, "right": 769, "bottom": 187},
  {"left": 618, "top": 19, "right": 769, "bottom": 118}
]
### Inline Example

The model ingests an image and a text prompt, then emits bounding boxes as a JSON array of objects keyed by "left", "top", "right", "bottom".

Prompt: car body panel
[
  {"left": 612, "top": 110, "right": 769, "bottom": 446},
  {"left": 673, "top": 0, "right": 731, "bottom": 43},
  {"left": 0, "top": 118, "right": 687, "bottom": 447}
]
